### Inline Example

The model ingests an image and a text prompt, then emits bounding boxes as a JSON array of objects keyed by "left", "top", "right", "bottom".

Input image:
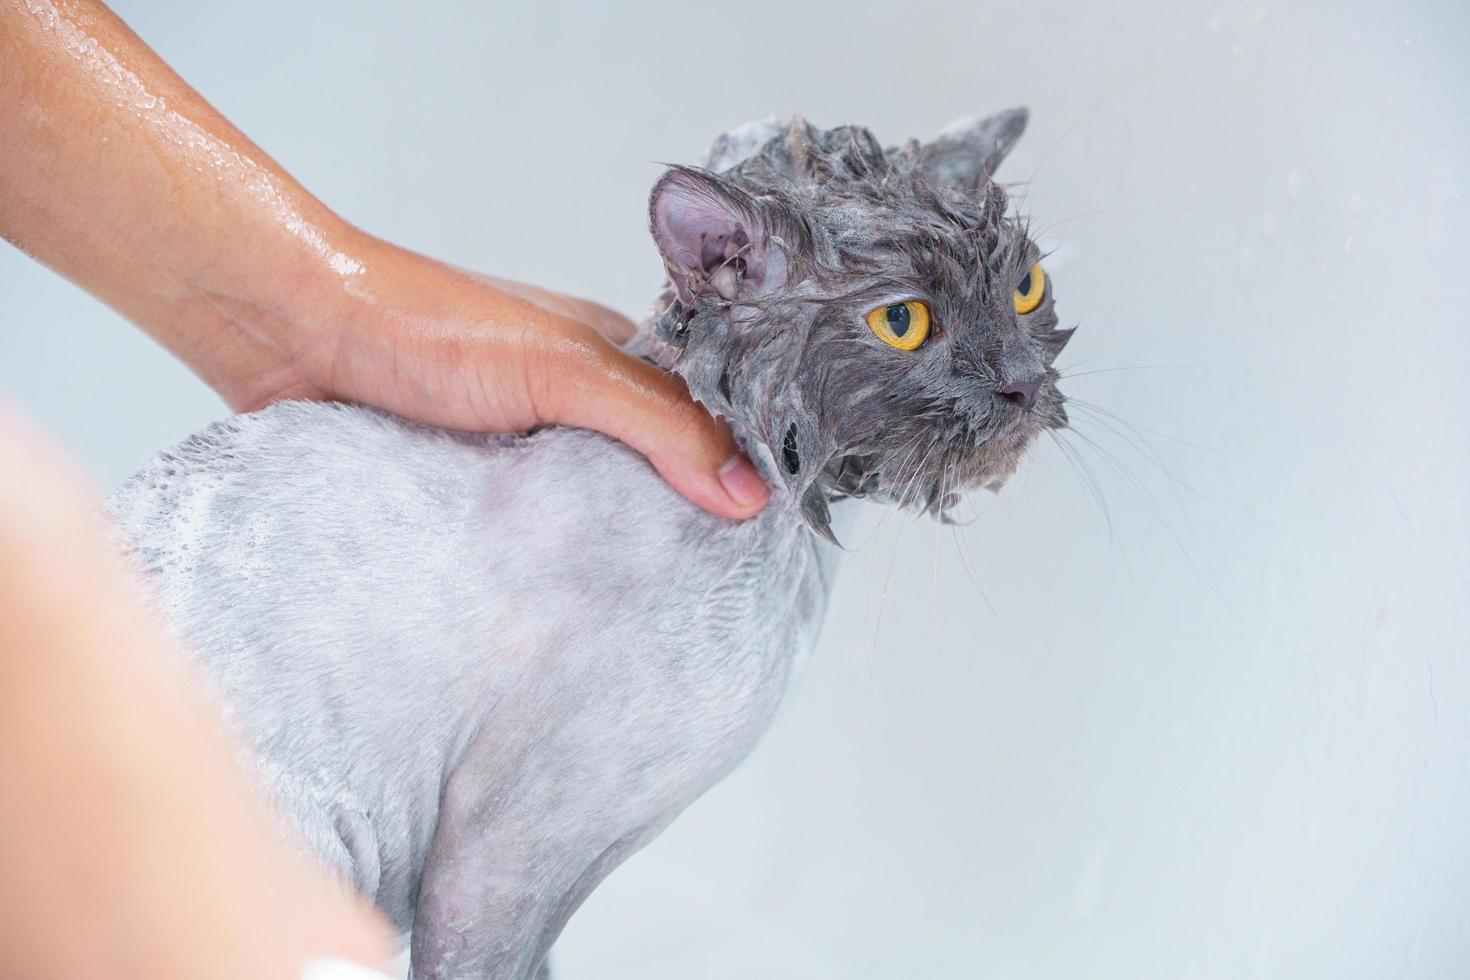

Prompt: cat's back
[
  {"left": 110, "top": 401, "right": 746, "bottom": 663},
  {"left": 107, "top": 400, "right": 816, "bottom": 736}
]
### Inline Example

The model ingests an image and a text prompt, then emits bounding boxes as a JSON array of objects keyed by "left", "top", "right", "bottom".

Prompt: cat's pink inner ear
[{"left": 650, "top": 169, "right": 783, "bottom": 304}]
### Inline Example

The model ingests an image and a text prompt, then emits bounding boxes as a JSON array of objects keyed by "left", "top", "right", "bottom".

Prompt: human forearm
[
  {"left": 0, "top": 0, "right": 356, "bottom": 402},
  {"left": 0, "top": 0, "right": 769, "bottom": 519}
]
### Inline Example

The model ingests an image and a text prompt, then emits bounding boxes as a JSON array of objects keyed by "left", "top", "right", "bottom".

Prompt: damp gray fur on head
[{"left": 645, "top": 108, "right": 1073, "bottom": 542}]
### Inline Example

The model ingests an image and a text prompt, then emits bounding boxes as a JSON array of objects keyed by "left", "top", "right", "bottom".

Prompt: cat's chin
[
  {"left": 962, "top": 423, "right": 1044, "bottom": 496},
  {"left": 858, "top": 429, "right": 1038, "bottom": 521}
]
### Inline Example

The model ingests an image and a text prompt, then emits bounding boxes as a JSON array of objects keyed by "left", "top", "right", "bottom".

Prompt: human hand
[
  {"left": 0, "top": 0, "right": 769, "bottom": 521},
  {"left": 203, "top": 239, "right": 772, "bottom": 521}
]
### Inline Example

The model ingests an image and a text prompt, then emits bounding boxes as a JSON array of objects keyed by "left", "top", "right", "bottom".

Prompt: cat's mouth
[
  {"left": 867, "top": 426, "right": 1034, "bottom": 519},
  {"left": 810, "top": 401, "right": 1059, "bottom": 535},
  {"left": 956, "top": 395, "right": 1066, "bottom": 490}
]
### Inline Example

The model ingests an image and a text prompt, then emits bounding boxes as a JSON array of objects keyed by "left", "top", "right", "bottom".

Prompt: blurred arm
[{"left": 0, "top": 408, "right": 391, "bottom": 980}]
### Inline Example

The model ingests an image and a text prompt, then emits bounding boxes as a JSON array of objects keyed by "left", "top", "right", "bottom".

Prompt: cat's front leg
[
  {"left": 406, "top": 695, "right": 671, "bottom": 980},
  {"left": 408, "top": 804, "right": 652, "bottom": 980},
  {"left": 407, "top": 599, "right": 787, "bottom": 978}
]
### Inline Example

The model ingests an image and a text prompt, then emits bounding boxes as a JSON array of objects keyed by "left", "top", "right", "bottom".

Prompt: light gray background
[{"left": 3, "top": 2, "right": 1467, "bottom": 978}]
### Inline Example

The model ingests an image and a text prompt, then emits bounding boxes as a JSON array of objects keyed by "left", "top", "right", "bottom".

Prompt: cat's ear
[
  {"left": 918, "top": 106, "right": 1028, "bottom": 190},
  {"left": 649, "top": 166, "right": 787, "bottom": 305}
]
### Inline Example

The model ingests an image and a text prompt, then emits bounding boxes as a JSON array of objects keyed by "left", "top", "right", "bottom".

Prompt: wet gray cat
[{"left": 108, "top": 108, "right": 1070, "bottom": 980}]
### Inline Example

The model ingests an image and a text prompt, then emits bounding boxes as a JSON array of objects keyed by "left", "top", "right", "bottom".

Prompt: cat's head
[{"left": 647, "top": 109, "right": 1071, "bottom": 539}]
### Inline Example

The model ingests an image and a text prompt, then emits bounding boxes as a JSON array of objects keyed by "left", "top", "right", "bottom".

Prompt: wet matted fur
[{"left": 108, "top": 109, "right": 1071, "bottom": 980}]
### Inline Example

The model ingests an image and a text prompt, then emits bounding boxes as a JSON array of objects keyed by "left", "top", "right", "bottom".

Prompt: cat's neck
[
  {"left": 628, "top": 299, "right": 860, "bottom": 543},
  {"left": 626, "top": 307, "right": 781, "bottom": 479}
]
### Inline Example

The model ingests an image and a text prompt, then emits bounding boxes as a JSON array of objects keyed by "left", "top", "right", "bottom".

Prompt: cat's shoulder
[
  {"left": 106, "top": 401, "right": 791, "bottom": 591},
  {"left": 108, "top": 402, "right": 483, "bottom": 540},
  {"left": 114, "top": 400, "right": 450, "bottom": 482},
  {"left": 107, "top": 400, "right": 714, "bottom": 551}
]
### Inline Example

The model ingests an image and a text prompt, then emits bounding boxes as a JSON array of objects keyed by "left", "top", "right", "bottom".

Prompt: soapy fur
[{"left": 107, "top": 109, "right": 1069, "bottom": 980}]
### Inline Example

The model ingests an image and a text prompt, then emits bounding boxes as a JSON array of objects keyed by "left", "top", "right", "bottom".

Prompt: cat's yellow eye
[
  {"left": 1013, "top": 264, "right": 1046, "bottom": 315},
  {"left": 865, "top": 300, "right": 931, "bottom": 351}
]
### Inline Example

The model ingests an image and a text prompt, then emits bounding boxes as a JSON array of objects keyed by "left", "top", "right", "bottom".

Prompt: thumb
[{"left": 525, "top": 323, "right": 770, "bottom": 520}]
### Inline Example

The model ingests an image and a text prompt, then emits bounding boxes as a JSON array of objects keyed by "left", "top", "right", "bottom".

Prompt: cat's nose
[{"left": 997, "top": 378, "right": 1043, "bottom": 410}]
